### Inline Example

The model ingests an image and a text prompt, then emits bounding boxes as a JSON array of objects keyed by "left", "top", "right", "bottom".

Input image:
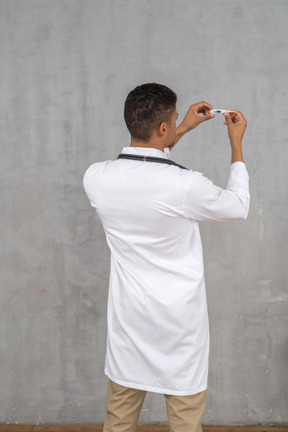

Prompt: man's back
[{"left": 83, "top": 145, "right": 249, "bottom": 395}]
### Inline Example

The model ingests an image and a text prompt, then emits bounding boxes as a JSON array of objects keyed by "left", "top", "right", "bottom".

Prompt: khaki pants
[{"left": 103, "top": 379, "right": 206, "bottom": 432}]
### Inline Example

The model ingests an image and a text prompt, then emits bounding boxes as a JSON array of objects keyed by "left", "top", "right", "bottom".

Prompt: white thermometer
[{"left": 210, "top": 109, "right": 234, "bottom": 114}]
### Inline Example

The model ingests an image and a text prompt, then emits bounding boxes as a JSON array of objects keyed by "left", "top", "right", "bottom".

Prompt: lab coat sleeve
[
  {"left": 183, "top": 162, "right": 250, "bottom": 222},
  {"left": 83, "top": 162, "right": 101, "bottom": 209}
]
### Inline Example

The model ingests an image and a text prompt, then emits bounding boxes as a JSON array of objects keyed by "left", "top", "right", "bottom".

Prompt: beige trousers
[{"left": 103, "top": 379, "right": 206, "bottom": 432}]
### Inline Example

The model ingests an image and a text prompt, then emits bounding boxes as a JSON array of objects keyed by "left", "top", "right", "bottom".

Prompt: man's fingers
[
  {"left": 200, "top": 101, "right": 214, "bottom": 110},
  {"left": 182, "top": 101, "right": 215, "bottom": 131},
  {"left": 224, "top": 112, "right": 233, "bottom": 126},
  {"left": 195, "top": 104, "right": 215, "bottom": 121},
  {"left": 199, "top": 113, "right": 215, "bottom": 123},
  {"left": 225, "top": 110, "right": 246, "bottom": 125},
  {"left": 196, "top": 102, "right": 214, "bottom": 115}
]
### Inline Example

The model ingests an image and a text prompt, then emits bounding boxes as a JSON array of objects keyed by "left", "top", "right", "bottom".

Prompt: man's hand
[
  {"left": 224, "top": 110, "right": 247, "bottom": 144},
  {"left": 224, "top": 110, "right": 247, "bottom": 164},
  {"left": 181, "top": 101, "right": 215, "bottom": 132},
  {"left": 174, "top": 102, "right": 215, "bottom": 146}
]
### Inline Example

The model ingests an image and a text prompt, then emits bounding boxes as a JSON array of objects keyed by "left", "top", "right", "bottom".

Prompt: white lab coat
[{"left": 83, "top": 146, "right": 249, "bottom": 395}]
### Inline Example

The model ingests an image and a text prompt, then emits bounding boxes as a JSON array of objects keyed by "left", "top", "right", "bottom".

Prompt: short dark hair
[{"left": 124, "top": 83, "right": 177, "bottom": 142}]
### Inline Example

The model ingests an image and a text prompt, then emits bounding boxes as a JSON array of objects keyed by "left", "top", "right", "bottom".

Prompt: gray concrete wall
[{"left": 0, "top": 0, "right": 287, "bottom": 425}]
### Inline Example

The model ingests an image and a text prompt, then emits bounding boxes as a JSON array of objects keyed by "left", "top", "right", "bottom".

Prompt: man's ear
[{"left": 157, "top": 122, "right": 167, "bottom": 137}]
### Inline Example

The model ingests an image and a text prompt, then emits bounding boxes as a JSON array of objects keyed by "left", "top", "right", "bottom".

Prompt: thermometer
[{"left": 210, "top": 109, "right": 235, "bottom": 114}]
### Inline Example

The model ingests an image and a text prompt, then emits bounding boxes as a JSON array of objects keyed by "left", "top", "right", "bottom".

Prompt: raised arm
[
  {"left": 171, "top": 101, "right": 215, "bottom": 149},
  {"left": 223, "top": 110, "right": 247, "bottom": 164},
  {"left": 181, "top": 109, "right": 249, "bottom": 221}
]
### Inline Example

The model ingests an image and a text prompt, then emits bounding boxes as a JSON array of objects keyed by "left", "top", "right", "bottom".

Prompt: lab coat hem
[{"left": 104, "top": 368, "right": 207, "bottom": 396}]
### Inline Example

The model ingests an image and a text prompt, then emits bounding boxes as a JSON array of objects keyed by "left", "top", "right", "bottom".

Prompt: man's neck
[{"left": 130, "top": 139, "right": 165, "bottom": 152}]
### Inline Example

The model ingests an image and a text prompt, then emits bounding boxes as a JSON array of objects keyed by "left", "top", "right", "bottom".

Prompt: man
[{"left": 83, "top": 83, "right": 249, "bottom": 432}]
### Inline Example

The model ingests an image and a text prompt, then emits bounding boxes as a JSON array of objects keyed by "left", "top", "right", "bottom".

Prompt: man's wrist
[
  {"left": 231, "top": 144, "right": 244, "bottom": 164},
  {"left": 175, "top": 122, "right": 189, "bottom": 144},
  {"left": 230, "top": 138, "right": 242, "bottom": 148},
  {"left": 177, "top": 123, "right": 188, "bottom": 136}
]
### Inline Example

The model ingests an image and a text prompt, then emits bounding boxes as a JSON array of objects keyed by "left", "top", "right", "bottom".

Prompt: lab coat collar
[{"left": 121, "top": 147, "right": 171, "bottom": 160}]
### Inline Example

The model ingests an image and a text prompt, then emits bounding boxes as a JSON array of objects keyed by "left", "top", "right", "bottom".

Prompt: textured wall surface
[{"left": 0, "top": 0, "right": 287, "bottom": 426}]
